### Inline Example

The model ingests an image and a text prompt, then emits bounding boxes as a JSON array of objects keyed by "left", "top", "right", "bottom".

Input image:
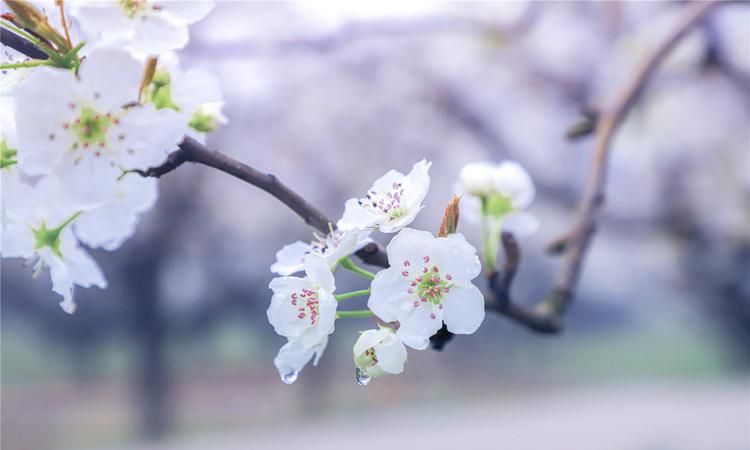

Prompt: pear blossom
[
  {"left": 1, "top": 176, "right": 106, "bottom": 314},
  {"left": 74, "top": 172, "right": 158, "bottom": 251},
  {"left": 368, "top": 228, "right": 484, "bottom": 350},
  {"left": 339, "top": 159, "right": 431, "bottom": 233},
  {"left": 458, "top": 161, "right": 538, "bottom": 236},
  {"left": 14, "top": 48, "right": 184, "bottom": 208},
  {"left": 274, "top": 335, "right": 328, "bottom": 384},
  {"left": 73, "top": 1, "right": 215, "bottom": 55},
  {"left": 142, "top": 56, "right": 227, "bottom": 140},
  {"left": 267, "top": 254, "right": 338, "bottom": 348},
  {"left": 353, "top": 327, "right": 407, "bottom": 383},
  {"left": 271, "top": 228, "right": 372, "bottom": 276}
]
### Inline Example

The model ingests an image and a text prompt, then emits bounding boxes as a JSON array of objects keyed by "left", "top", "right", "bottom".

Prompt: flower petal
[
  {"left": 270, "top": 241, "right": 310, "bottom": 276},
  {"left": 396, "top": 305, "right": 442, "bottom": 350},
  {"left": 443, "top": 284, "right": 485, "bottom": 335}
]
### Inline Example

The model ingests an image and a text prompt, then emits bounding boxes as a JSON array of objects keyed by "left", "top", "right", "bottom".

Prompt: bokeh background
[{"left": 2, "top": 2, "right": 749, "bottom": 450}]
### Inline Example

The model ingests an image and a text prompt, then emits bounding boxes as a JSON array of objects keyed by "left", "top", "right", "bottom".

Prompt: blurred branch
[{"left": 539, "top": 0, "right": 725, "bottom": 321}]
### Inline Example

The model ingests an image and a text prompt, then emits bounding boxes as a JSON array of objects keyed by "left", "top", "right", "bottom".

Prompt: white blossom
[
  {"left": 267, "top": 254, "right": 337, "bottom": 348},
  {"left": 143, "top": 55, "right": 226, "bottom": 140},
  {"left": 271, "top": 228, "right": 372, "bottom": 276},
  {"left": 458, "top": 160, "right": 538, "bottom": 236},
  {"left": 368, "top": 228, "right": 484, "bottom": 350},
  {"left": 0, "top": 176, "right": 106, "bottom": 314},
  {"left": 74, "top": 172, "right": 158, "bottom": 251},
  {"left": 353, "top": 327, "right": 407, "bottom": 380},
  {"left": 274, "top": 335, "right": 328, "bottom": 384},
  {"left": 73, "top": 1, "right": 215, "bottom": 55},
  {"left": 339, "top": 159, "right": 431, "bottom": 233},
  {"left": 13, "top": 48, "right": 184, "bottom": 208}
]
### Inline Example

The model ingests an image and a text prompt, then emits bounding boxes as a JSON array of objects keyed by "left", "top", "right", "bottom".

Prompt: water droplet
[
  {"left": 280, "top": 369, "right": 298, "bottom": 384},
  {"left": 355, "top": 368, "right": 371, "bottom": 386}
]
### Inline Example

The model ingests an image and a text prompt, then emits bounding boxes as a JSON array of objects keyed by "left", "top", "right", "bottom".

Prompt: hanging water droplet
[
  {"left": 280, "top": 369, "right": 298, "bottom": 384},
  {"left": 355, "top": 368, "right": 371, "bottom": 386}
]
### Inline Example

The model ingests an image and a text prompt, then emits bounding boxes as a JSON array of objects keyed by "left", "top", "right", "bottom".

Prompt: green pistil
[
  {"left": 32, "top": 212, "right": 81, "bottom": 258},
  {"left": 481, "top": 193, "right": 514, "bottom": 218},
  {"left": 119, "top": 0, "right": 148, "bottom": 19},
  {"left": 1, "top": 139, "right": 18, "bottom": 168},
  {"left": 71, "top": 107, "right": 111, "bottom": 147},
  {"left": 417, "top": 275, "right": 453, "bottom": 305},
  {"left": 148, "top": 71, "right": 180, "bottom": 111},
  {"left": 188, "top": 110, "right": 216, "bottom": 133}
]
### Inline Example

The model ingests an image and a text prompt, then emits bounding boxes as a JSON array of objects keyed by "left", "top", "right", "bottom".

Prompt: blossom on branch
[
  {"left": 73, "top": 0, "right": 215, "bottom": 55},
  {"left": 0, "top": 175, "right": 106, "bottom": 314},
  {"left": 267, "top": 254, "right": 338, "bottom": 347},
  {"left": 14, "top": 48, "right": 184, "bottom": 207},
  {"left": 353, "top": 326, "right": 407, "bottom": 384},
  {"left": 368, "top": 228, "right": 484, "bottom": 350},
  {"left": 339, "top": 159, "right": 431, "bottom": 233},
  {"left": 271, "top": 228, "right": 372, "bottom": 276}
]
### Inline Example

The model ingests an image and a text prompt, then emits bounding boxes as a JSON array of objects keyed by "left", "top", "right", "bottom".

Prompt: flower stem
[
  {"left": 336, "top": 310, "right": 375, "bottom": 319},
  {"left": 0, "top": 59, "right": 50, "bottom": 70},
  {"left": 482, "top": 215, "right": 501, "bottom": 272},
  {"left": 334, "top": 288, "right": 371, "bottom": 302},
  {"left": 339, "top": 257, "right": 376, "bottom": 280}
]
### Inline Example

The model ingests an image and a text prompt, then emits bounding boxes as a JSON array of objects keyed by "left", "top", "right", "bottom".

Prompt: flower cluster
[
  {"left": 267, "top": 159, "right": 536, "bottom": 385},
  {"left": 1, "top": 1, "right": 220, "bottom": 313}
]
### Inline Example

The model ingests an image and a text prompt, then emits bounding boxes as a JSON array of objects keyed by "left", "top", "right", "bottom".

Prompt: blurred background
[{"left": 2, "top": 2, "right": 749, "bottom": 450}]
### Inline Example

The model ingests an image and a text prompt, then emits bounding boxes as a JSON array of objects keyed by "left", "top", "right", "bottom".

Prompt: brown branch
[
  {"left": 502, "top": 0, "right": 726, "bottom": 327},
  {"left": 138, "top": 137, "right": 389, "bottom": 267}
]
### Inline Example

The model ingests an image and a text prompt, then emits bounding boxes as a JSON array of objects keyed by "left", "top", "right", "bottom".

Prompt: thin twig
[{"left": 541, "top": 0, "right": 723, "bottom": 318}]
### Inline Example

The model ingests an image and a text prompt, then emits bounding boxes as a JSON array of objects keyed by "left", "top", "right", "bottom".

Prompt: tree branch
[{"left": 0, "top": 1, "right": 732, "bottom": 335}]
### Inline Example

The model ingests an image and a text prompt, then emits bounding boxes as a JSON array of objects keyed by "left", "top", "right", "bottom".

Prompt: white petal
[
  {"left": 443, "top": 284, "right": 485, "bottom": 335},
  {"left": 159, "top": 1, "right": 215, "bottom": 23},
  {"left": 274, "top": 335, "right": 328, "bottom": 378},
  {"left": 396, "top": 305, "right": 441, "bottom": 350},
  {"left": 116, "top": 105, "right": 185, "bottom": 170},
  {"left": 353, "top": 328, "right": 388, "bottom": 357},
  {"left": 270, "top": 241, "right": 310, "bottom": 275},
  {"left": 432, "top": 233, "right": 482, "bottom": 283},
  {"left": 14, "top": 68, "right": 78, "bottom": 175},
  {"left": 501, "top": 211, "right": 539, "bottom": 237},
  {"left": 493, "top": 161, "right": 535, "bottom": 209},
  {"left": 385, "top": 228, "right": 435, "bottom": 267},
  {"left": 368, "top": 266, "right": 411, "bottom": 323},
  {"left": 0, "top": 223, "right": 34, "bottom": 258},
  {"left": 78, "top": 48, "right": 142, "bottom": 110},
  {"left": 304, "top": 253, "right": 335, "bottom": 294},
  {"left": 459, "top": 162, "right": 496, "bottom": 195},
  {"left": 338, "top": 198, "right": 380, "bottom": 231},
  {"left": 267, "top": 276, "right": 312, "bottom": 338},
  {"left": 374, "top": 333, "right": 407, "bottom": 375},
  {"left": 170, "top": 67, "right": 223, "bottom": 114},
  {"left": 56, "top": 153, "right": 120, "bottom": 209},
  {"left": 132, "top": 14, "right": 189, "bottom": 54}
]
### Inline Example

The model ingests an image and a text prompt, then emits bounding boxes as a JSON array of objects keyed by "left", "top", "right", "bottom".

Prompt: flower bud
[{"left": 353, "top": 327, "right": 407, "bottom": 379}]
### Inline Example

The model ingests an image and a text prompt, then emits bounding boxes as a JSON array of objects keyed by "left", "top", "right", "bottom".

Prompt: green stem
[
  {"left": 54, "top": 211, "right": 82, "bottom": 233},
  {"left": 339, "top": 257, "right": 376, "bottom": 280},
  {"left": 482, "top": 215, "right": 501, "bottom": 272},
  {"left": 0, "top": 59, "right": 50, "bottom": 70},
  {"left": 334, "top": 288, "right": 371, "bottom": 302},
  {"left": 336, "top": 310, "right": 375, "bottom": 319}
]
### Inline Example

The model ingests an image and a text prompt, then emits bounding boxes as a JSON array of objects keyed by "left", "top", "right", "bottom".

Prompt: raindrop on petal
[
  {"left": 280, "top": 369, "right": 298, "bottom": 384},
  {"left": 355, "top": 368, "right": 371, "bottom": 386}
]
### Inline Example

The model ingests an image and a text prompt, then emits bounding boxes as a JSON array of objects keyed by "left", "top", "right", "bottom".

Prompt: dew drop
[
  {"left": 355, "top": 368, "right": 371, "bottom": 386},
  {"left": 280, "top": 369, "right": 298, "bottom": 384}
]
